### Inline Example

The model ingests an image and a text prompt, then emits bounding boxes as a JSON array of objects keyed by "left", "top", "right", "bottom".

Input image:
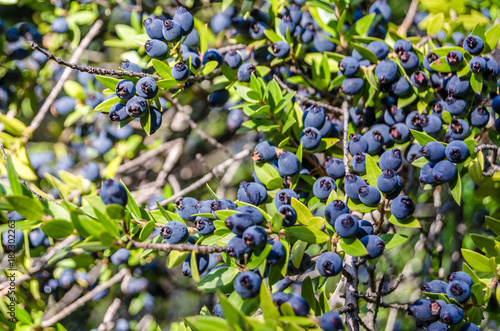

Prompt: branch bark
[{"left": 397, "top": 0, "right": 419, "bottom": 36}]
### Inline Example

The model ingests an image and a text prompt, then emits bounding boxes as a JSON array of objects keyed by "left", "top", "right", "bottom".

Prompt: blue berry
[
  {"left": 314, "top": 32, "right": 336, "bottom": 52},
  {"left": 145, "top": 39, "right": 168, "bottom": 58},
  {"left": 379, "top": 149, "right": 402, "bottom": 170},
  {"left": 227, "top": 108, "right": 244, "bottom": 131},
  {"left": 389, "top": 123, "right": 410, "bottom": 143},
  {"left": 274, "top": 188, "right": 299, "bottom": 208},
  {"left": 356, "top": 220, "right": 374, "bottom": 237},
  {"left": 303, "top": 105, "right": 326, "bottom": 128},
  {"left": 287, "top": 295, "right": 310, "bottom": 316},
  {"left": 364, "top": 130, "right": 384, "bottom": 154},
  {"left": 51, "top": 17, "right": 68, "bottom": 33},
  {"left": 5, "top": 27, "right": 20, "bottom": 42},
  {"left": 407, "top": 143, "right": 423, "bottom": 163},
  {"left": 162, "top": 19, "right": 183, "bottom": 42},
  {"left": 470, "top": 105, "right": 490, "bottom": 127},
  {"left": 278, "top": 205, "right": 297, "bottom": 227},
  {"left": 377, "top": 169, "right": 402, "bottom": 195},
  {"left": 182, "top": 253, "right": 209, "bottom": 277},
  {"left": 144, "top": 18, "right": 164, "bottom": 39},
  {"left": 100, "top": 179, "right": 128, "bottom": 206},
  {"left": 339, "top": 56, "right": 360, "bottom": 77},
  {"left": 203, "top": 48, "right": 224, "bottom": 66},
  {"left": 470, "top": 56, "right": 486, "bottom": 73},
  {"left": 300, "top": 127, "right": 322, "bottom": 150},
  {"left": 109, "top": 103, "right": 130, "bottom": 122},
  {"left": 237, "top": 62, "right": 256, "bottom": 82},
  {"left": 334, "top": 213, "right": 359, "bottom": 238},
  {"left": 446, "top": 97, "right": 467, "bottom": 116},
  {"left": 449, "top": 119, "right": 470, "bottom": 140},
  {"left": 391, "top": 195, "right": 415, "bottom": 220},
  {"left": 342, "top": 78, "right": 364, "bottom": 95},
  {"left": 319, "top": 312, "right": 344, "bottom": 331},
  {"left": 421, "top": 280, "right": 448, "bottom": 293},
  {"left": 445, "top": 140, "right": 470, "bottom": 163},
  {"left": 446, "top": 75, "right": 470, "bottom": 97},
  {"left": 348, "top": 133, "right": 369, "bottom": 155},
  {"left": 440, "top": 303, "right": 463, "bottom": 325},
  {"left": 369, "top": 0, "right": 391, "bottom": 22},
  {"left": 316, "top": 251, "right": 343, "bottom": 277},
  {"left": 252, "top": 141, "right": 277, "bottom": 162},
  {"left": 161, "top": 221, "right": 189, "bottom": 244},
  {"left": 358, "top": 185, "right": 381, "bottom": 207},
  {"left": 446, "top": 50, "right": 463, "bottom": 66},
  {"left": 313, "top": 176, "right": 336, "bottom": 200},
  {"left": 110, "top": 248, "right": 130, "bottom": 265},
  {"left": 237, "top": 181, "right": 267, "bottom": 205},
  {"left": 375, "top": 59, "right": 398, "bottom": 84},
  {"left": 360, "top": 235, "right": 385, "bottom": 259},
  {"left": 227, "top": 236, "right": 251, "bottom": 258},
  {"left": 492, "top": 94, "right": 500, "bottom": 113},
  {"left": 172, "top": 62, "right": 190, "bottom": 81},
  {"left": 54, "top": 96, "right": 76, "bottom": 115},
  {"left": 267, "top": 240, "right": 285, "bottom": 266},
  {"left": 234, "top": 271, "right": 261, "bottom": 299},
  {"left": 235, "top": 206, "right": 264, "bottom": 225},
  {"left": 249, "top": 21, "right": 267, "bottom": 39},
  {"left": 225, "top": 213, "right": 254, "bottom": 236},
  {"left": 424, "top": 52, "right": 439, "bottom": 72},
  {"left": 367, "top": 41, "right": 389, "bottom": 60},
  {"left": 121, "top": 60, "right": 142, "bottom": 73},
  {"left": 208, "top": 89, "right": 230, "bottom": 107},
  {"left": 408, "top": 299, "right": 441, "bottom": 321},
  {"left": 446, "top": 280, "right": 471, "bottom": 303},
  {"left": 484, "top": 58, "right": 499, "bottom": 80},
  {"left": 176, "top": 197, "right": 198, "bottom": 221},
  {"left": 213, "top": 303, "right": 224, "bottom": 318},
  {"left": 458, "top": 323, "right": 480, "bottom": 331},
  {"left": 277, "top": 149, "right": 300, "bottom": 176},
  {"left": 448, "top": 271, "right": 473, "bottom": 288},
  {"left": 411, "top": 71, "right": 428, "bottom": 88},
  {"left": 345, "top": 174, "right": 366, "bottom": 200},
  {"left": 211, "top": 13, "right": 231, "bottom": 34},
  {"left": 352, "top": 152, "right": 366, "bottom": 174},
  {"left": 195, "top": 218, "right": 215, "bottom": 235},
  {"left": 271, "top": 41, "right": 290, "bottom": 58},
  {"left": 29, "top": 228, "right": 47, "bottom": 248},
  {"left": 242, "top": 226, "right": 267, "bottom": 249},
  {"left": 300, "top": 23, "right": 315, "bottom": 43},
  {"left": 419, "top": 162, "right": 437, "bottom": 185},
  {"left": 224, "top": 50, "right": 242, "bottom": 69},
  {"left": 421, "top": 142, "right": 446, "bottom": 162},
  {"left": 325, "top": 200, "right": 349, "bottom": 225},
  {"left": 394, "top": 39, "right": 413, "bottom": 55},
  {"left": 173, "top": 6, "right": 194, "bottom": 35},
  {"left": 136, "top": 77, "right": 157, "bottom": 99},
  {"left": 463, "top": 35, "right": 484, "bottom": 55},
  {"left": 399, "top": 51, "right": 419, "bottom": 70},
  {"left": 126, "top": 96, "right": 148, "bottom": 118},
  {"left": 278, "top": 14, "right": 295, "bottom": 36},
  {"left": 82, "top": 162, "right": 100, "bottom": 181}
]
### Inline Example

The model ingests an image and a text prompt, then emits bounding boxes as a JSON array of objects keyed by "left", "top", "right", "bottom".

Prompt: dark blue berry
[
  {"left": 316, "top": 252, "right": 343, "bottom": 277},
  {"left": 161, "top": 221, "right": 189, "bottom": 244},
  {"left": 314, "top": 31, "right": 336, "bottom": 52},
  {"left": 470, "top": 105, "right": 490, "bottom": 127},
  {"left": 408, "top": 299, "right": 440, "bottom": 321},
  {"left": 379, "top": 149, "right": 402, "bottom": 170},
  {"left": 448, "top": 271, "right": 473, "bottom": 287},
  {"left": 446, "top": 50, "right": 463, "bottom": 66},
  {"left": 342, "top": 78, "right": 364, "bottom": 95},
  {"left": 145, "top": 39, "right": 168, "bottom": 58},
  {"left": 121, "top": 60, "right": 142, "bottom": 73},
  {"left": 287, "top": 295, "right": 310, "bottom": 316},
  {"left": 324, "top": 157, "right": 345, "bottom": 179},
  {"left": 446, "top": 280, "right": 471, "bottom": 303},
  {"left": 82, "top": 162, "right": 100, "bottom": 181},
  {"left": 109, "top": 103, "right": 130, "bottom": 122},
  {"left": 225, "top": 213, "right": 254, "bottom": 236},
  {"left": 440, "top": 303, "right": 463, "bottom": 325},
  {"left": 449, "top": 119, "right": 470, "bottom": 140},
  {"left": 364, "top": 130, "right": 384, "bottom": 155},
  {"left": 389, "top": 123, "right": 410, "bottom": 143},
  {"left": 136, "top": 77, "right": 157, "bottom": 99},
  {"left": 360, "top": 235, "right": 385, "bottom": 259},
  {"left": 358, "top": 185, "right": 381, "bottom": 206},
  {"left": 237, "top": 62, "right": 256, "bottom": 82},
  {"left": 348, "top": 133, "right": 369, "bottom": 155},
  {"left": 325, "top": 200, "right": 349, "bottom": 226},
  {"left": 352, "top": 152, "right": 366, "bottom": 174},
  {"left": 377, "top": 169, "right": 401, "bottom": 195},
  {"left": 271, "top": 41, "right": 290, "bottom": 58},
  {"left": 394, "top": 39, "right": 413, "bottom": 55},
  {"left": 470, "top": 56, "right": 486, "bottom": 73},
  {"left": 334, "top": 214, "right": 359, "bottom": 238},
  {"left": 51, "top": 17, "right": 68, "bottom": 33},
  {"left": 411, "top": 71, "right": 428, "bottom": 88},
  {"left": 300, "top": 127, "right": 322, "bottom": 150},
  {"left": 195, "top": 218, "right": 215, "bottom": 235},
  {"left": 172, "top": 62, "right": 190, "bottom": 81},
  {"left": 313, "top": 176, "right": 336, "bottom": 200},
  {"left": 176, "top": 197, "right": 198, "bottom": 221},
  {"left": 421, "top": 280, "right": 448, "bottom": 293},
  {"left": 208, "top": 89, "right": 230, "bottom": 107},
  {"left": 339, "top": 56, "right": 360, "bottom": 77},
  {"left": 391, "top": 195, "right": 415, "bottom": 220},
  {"left": 278, "top": 205, "right": 297, "bottom": 227},
  {"left": 253, "top": 141, "right": 277, "bottom": 162},
  {"left": 267, "top": 240, "right": 285, "bottom": 266},
  {"left": 345, "top": 174, "right": 366, "bottom": 200},
  {"left": 274, "top": 188, "right": 299, "bottom": 208},
  {"left": 375, "top": 59, "right": 398, "bottom": 84},
  {"left": 110, "top": 248, "right": 130, "bottom": 265},
  {"left": 234, "top": 271, "right": 261, "bottom": 299},
  {"left": 303, "top": 105, "right": 326, "bottom": 128},
  {"left": 203, "top": 48, "right": 224, "bottom": 66},
  {"left": 126, "top": 96, "right": 148, "bottom": 118},
  {"left": 421, "top": 142, "right": 446, "bottom": 162},
  {"left": 144, "top": 18, "right": 164, "bottom": 39},
  {"left": 173, "top": 6, "right": 194, "bottom": 35},
  {"left": 162, "top": 19, "right": 183, "bottom": 42},
  {"left": 356, "top": 220, "right": 374, "bottom": 237},
  {"left": 235, "top": 206, "right": 264, "bottom": 225},
  {"left": 224, "top": 50, "right": 242, "bottom": 69},
  {"left": 100, "top": 179, "right": 128, "bottom": 206},
  {"left": 399, "top": 51, "right": 419, "bottom": 70},
  {"left": 277, "top": 149, "right": 300, "bottom": 176},
  {"left": 319, "top": 312, "right": 344, "bottom": 331},
  {"left": 242, "top": 226, "right": 267, "bottom": 249},
  {"left": 445, "top": 140, "right": 470, "bottom": 163},
  {"left": 249, "top": 21, "right": 267, "bottom": 39},
  {"left": 463, "top": 35, "right": 484, "bottom": 55},
  {"left": 367, "top": 41, "right": 389, "bottom": 60}
]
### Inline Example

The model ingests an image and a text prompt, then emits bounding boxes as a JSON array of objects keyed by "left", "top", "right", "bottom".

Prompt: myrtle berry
[
  {"left": 300, "top": 127, "right": 322, "bottom": 150},
  {"left": 110, "top": 248, "right": 130, "bottom": 265},
  {"left": 408, "top": 299, "right": 440, "bottom": 321},
  {"left": 276, "top": 149, "right": 300, "bottom": 176},
  {"left": 399, "top": 51, "right": 419, "bottom": 71},
  {"left": 458, "top": 323, "right": 480, "bottom": 331},
  {"left": 51, "top": 17, "right": 68, "bottom": 33},
  {"left": 348, "top": 133, "right": 369, "bottom": 155},
  {"left": 394, "top": 39, "right": 413, "bottom": 55},
  {"left": 176, "top": 197, "right": 198, "bottom": 221},
  {"left": 421, "top": 280, "right": 448, "bottom": 294},
  {"left": 345, "top": 174, "right": 366, "bottom": 200},
  {"left": 162, "top": 19, "right": 183, "bottom": 42},
  {"left": 360, "top": 234, "right": 385, "bottom": 259},
  {"left": 448, "top": 271, "right": 473, "bottom": 288},
  {"left": 271, "top": 41, "right": 290, "bottom": 58},
  {"left": 484, "top": 58, "right": 499, "bottom": 80},
  {"left": 375, "top": 59, "right": 398, "bottom": 84},
  {"left": 319, "top": 311, "right": 344, "bottom": 331},
  {"left": 440, "top": 303, "right": 463, "bottom": 325},
  {"left": 419, "top": 162, "right": 437, "bottom": 185},
  {"left": 237, "top": 62, "right": 256, "bottom": 82},
  {"left": 279, "top": 14, "right": 295, "bottom": 36},
  {"left": 234, "top": 271, "right": 261, "bottom": 299},
  {"left": 235, "top": 205, "right": 265, "bottom": 225},
  {"left": 379, "top": 149, "right": 402, "bottom": 170},
  {"left": 314, "top": 32, "right": 336, "bottom": 52},
  {"left": 368, "top": 41, "right": 389, "bottom": 60},
  {"left": 278, "top": 205, "right": 297, "bottom": 227},
  {"left": 423, "top": 52, "right": 439, "bottom": 72},
  {"left": 287, "top": 253, "right": 311, "bottom": 275},
  {"left": 182, "top": 253, "right": 209, "bottom": 277},
  {"left": 369, "top": 0, "right": 391, "bottom": 22},
  {"left": 391, "top": 195, "right": 415, "bottom": 220},
  {"left": 115, "top": 80, "right": 136, "bottom": 101},
  {"left": 406, "top": 143, "right": 423, "bottom": 163},
  {"left": 313, "top": 177, "right": 336, "bottom": 200},
  {"left": 252, "top": 141, "right": 277, "bottom": 162},
  {"left": 325, "top": 200, "right": 349, "bottom": 225},
  {"left": 316, "top": 252, "right": 343, "bottom": 277},
  {"left": 334, "top": 213, "right": 359, "bottom": 238},
  {"left": 161, "top": 221, "right": 189, "bottom": 244},
  {"left": 208, "top": 89, "right": 230, "bottom": 107},
  {"left": 421, "top": 142, "right": 446, "bottom": 162},
  {"left": 411, "top": 71, "right": 428, "bottom": 88},
  {"left": 274, "top": 188, "right": 299, "bottom": 208},
  {"left": 449, "top": 119, "right": 470, "bottom": 140},
  {"left": 352, "top": 152, "right": 366, "bottom": 174},
  {"left": 144, "top": 18, "right": 164, "bottom": 40},
  {"left": 100, "top": 179, "right": 128, "bottom": 206},
  {"left": 342, "top": 77, "right": 364, "bottom": 95},
  {"left": 287, "top": 295, "right": 310, "bottom": 317},
  {"left": 356, "top": 220, "right": 374, "bottom": 237},
  {"left": 339, "top": 56, "right": 360, "bottom": 77},
  {"left": 446, "top": 280, "right": 471, "bottom": 303},
  {"left": 463, "top": 35, "right": 484, "bottom": 55},
  {"left": 470, "top": 105, "right": 490, "bottom": 127},
  {"left": 121, "top": 60, "right": 142, "bottom": 73},
  {"left": 54, "top": 96, "right": 76, "bottom": 115},
  {"left": 470, "top": 56, "right": 487, "bottom": 73},
  {"left": 109, "top": 103, "right": 130, "bottom": 122},
  {"left": 213, "top": 304, "right": 224, "bottom": 318},
  {"left": 446, "top": 50, "right": 463, "bottom": 66},
  {"left": 445, "top": 140, "right": 470, "bottom": 163},
  {"left": 249, "top": 21, "right": 267, "bottom": 39},
  {"left": 242, "top": 226, "right": 267, "bottom": 249},
  {"left": 428, "top": 322, "right": 448, "bottom": 331},
  {"left": 227, "top": 236, "right": 252, "bottom": 258},
  {"left": 364, "top": 130, "right": 384, "bottom": 155},
  {"left": 267, "top": 240, "right": 285, "bottom": 266},
  {"left": 173, "top": 6, "right": 194, "bottom": 35},
  {"left": 203, "top": 49, "right": 224, "bottom": 66},
  {"left": 303, "top": 105, "right": 326, "bottom": 128},
  {"left": 445, "top": 97, "right": 467, "bottom": 116},
  {"left": 225, "top": 213, "right": 255, "bottom": 236},
  {"left": 145, "top": 39, "right": 169, "bottom": 58},
  {"left": 136, "top": 77, "right": 157, "bottom": 99},
  {"left": 172, "top": 62, "right": 190, "bottom": 81},
  {"left": 224, "top": 50, "right": 242, "bottom": 69},
  {"left": 358, "top": 185, "right": 381, "bottom": 207},
  {"left": 211, "top": 13, "right": 231, "bottom": 34}
]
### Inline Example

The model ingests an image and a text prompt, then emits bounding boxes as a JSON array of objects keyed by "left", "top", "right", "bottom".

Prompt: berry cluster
[{"left": 408, "top": 271, "right": 479, "bottom": 330}]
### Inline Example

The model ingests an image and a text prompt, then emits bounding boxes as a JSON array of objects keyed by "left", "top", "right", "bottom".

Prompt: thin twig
[
  {"left": 150, "top": 149, "right": 251, "bottom": 209},
  {"left": 25, "top": 20, "right": 104, "bottom": 139},
  {"left": 342, "top": 100, "right": 350, "bottom": 204},
  {"left": 40, "top": 268, "right": 130, "bottom": 328},
  {"left": 397, "top": 0, "right": 419, "bottom": 36},
  {"left": 98, "top": 298, "right": 121, "bottom": 331},
  {"left": 128, "top": 239, "right": 229, "bottom": 253},
  {"left": 273, "top": 75, "right": 343, "bottom": 115}
]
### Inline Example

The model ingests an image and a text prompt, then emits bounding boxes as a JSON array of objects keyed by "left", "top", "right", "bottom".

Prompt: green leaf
[
  {"left": 468, "top": 151, "right": 484, "bottom": 185},
  {"left": 339, "top": 237, "right": 368, "bottom": 257},
  {"left": 94, "top": 96, "right": 121, "bottom": 113},
  {"left": 429, "top": 58, "right": 454, "bottom": 73},
  {"left": 15, "top": 305, "right": 32, "bottom": 324},
  {"left": 301, "top": 276, "right": 321, "bottom": 316},
  {"left": 139, "top": 220, "right": 156, "bottom": 240},
  {"left": 470, "top": 73, "right": 483, "bottom": 94},
  {"left": 205, "top": 183, "right": 219, "bottom": 200},
  {"left": 286, "top": 226, "right": 329, "bottom": 244},
  {"left": 347, "top": 199, "right": 379, "bottom": 213},
  {"left": 264, "top": 29, "right": 282, "bottom": 43},
  {"left": 470, "top": 234, "right": 500, "bottom": 258},
  {"left": 217, "top": 292, "right": 248, "bottom": 330},
  {"left": 388, "top": 214, "right": 421, "bottom": 228},
  {"left": 190, "top": 253, "right": 201, "bottom": 282},
  {"left": 156, "top": 79, "right": 178, "bottom": 89},
  {"left": 379, "top": 234, "right": 409, "bottom": 249},
  {"left": 410, "top": 129, "right": 438, "bottom": 146},
  {"left": 63, "top": 81, "right": 85, "bottom": 100},
  {"left": 95, "top": 76, "right": 120, "bottom": 90},
  {"left": 461, "top": 249, "right": 494, "bottom": 273},
  {"left": 354, "top": 13, "right": 375, "bottom": 36},
  {"left": 291, "top": 197, "right": 313, "bottom": 225},
  {"left": 427, "top": 13, "right": 444, "bottom": 35},
  {"left": 351, "top": 43, "right": 378, "bottom": 63},
  {"left": 235, "top": 85, "right": 259, "bottom": 102},
  {"left": 271, "top": 212, "right": 283, "bottom": 233},
  {"left": 6, "top": 195, "right": 45, "bottom": 220},
  {"left": 485, "top": 216, "right": 500, "bottom": 236},
  {"left": 42, "top": 220, "right": 74, "bottom": 238},
  {"left": 260, "top": 280, "right": 280, "bottom": 321},
  {"left": 254, "top": 162, "right": 282, "bottom": 189},
  {"left": 246, "top": 244, "right": 272, "bottom": 269},
  {"left": 397, "top": 93, "right": 417, "bottom": 108},
  {"left": 485, "top": 24, "right": 500, "bottom": 51},
  {"left": 291, "top": 240, "right": 308, "bottom": 268},
  {"left": 364, "top": 154, "right": 382, "bottom": 187},
  {"left": 200, "top": 24, "right": 208, "bottom": 55},
  {"left": 220, "top": 65, "right": 237, "bottom": 81},
  {"left": 5, "top": 156, "right": 22, "bottom": 195},
  {"left": 412, "top": 157, "right": 428, "bottom": 168},
  {"left": 450, "top": 174, "right": 462, "bottom": 205},
  {"left": 152, "top": 59, "right": 173, "bottom": 79},
  {"left": 120, "top": 180, "right": 141, "bottom": 221},
  {"left": 201, "top": 61, "right": 219, "bottom": 75},
  {"left": 197, "top": 266, "right": 239, "bottom": 293}
]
